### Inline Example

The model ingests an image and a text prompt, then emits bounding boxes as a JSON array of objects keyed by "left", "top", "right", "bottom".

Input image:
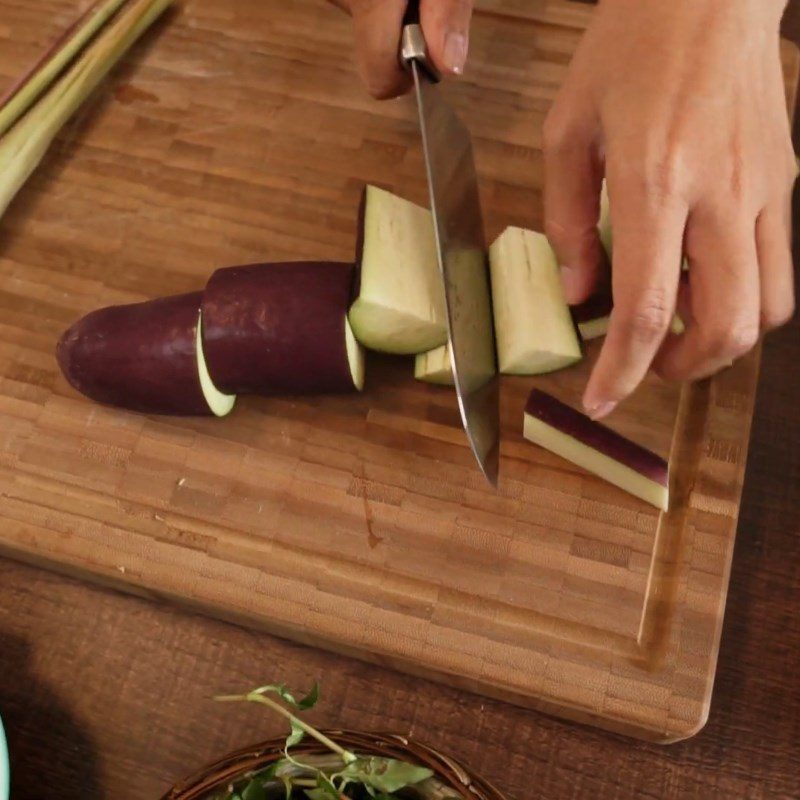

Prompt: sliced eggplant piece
[
  {"left": 670, "top": 315, "right": 686, "bottom": 335},
  {"left": 414, "top": 342, "right": 454, "bottom": 385},
  {"left": 577, "top": 316, "right": 610, "bottom": 341},
  {"left": 348, "top": 185, "right": 447, "bottom": 354},
  {"left": 575, "top": 308, "right": 684, "bottom": 342},
  {"left": 489, "top": 226, "right": 582, "bottom": 374},
  {"left": 523, "top": 389, "right": 669, "bottom": 511},
  {"left": 572, "top": 222, "right": 687, "bottom": 342},
  {"left": 196, "top": 312, "right": 236, "bottom": 417},
  {"left": 572, "top": 277, "right": 613, "bottom": 342},
  {"left": 572, "top": 284, "right": 685, "bottom": 341},
  {"left": 57, "top": 292, "right": 216, "bottom": 416},
  {"left": 202, "top": 261, "right": 364, "bottom": 396},
  {"left": 565, "top": 180, "right": 612, "bottom": 340}
]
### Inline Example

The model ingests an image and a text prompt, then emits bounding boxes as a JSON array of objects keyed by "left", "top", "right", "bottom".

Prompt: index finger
[
  {"left": 350, "top": 0, "right": 410, "bottom": 99},
  {"left": 582, "top": 167, "right": 688, "bottom": 418}
]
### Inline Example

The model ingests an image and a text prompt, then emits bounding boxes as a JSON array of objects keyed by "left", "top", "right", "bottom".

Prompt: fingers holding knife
[{"left": 327, "top": 0, "right": 474, "bottom": 98}]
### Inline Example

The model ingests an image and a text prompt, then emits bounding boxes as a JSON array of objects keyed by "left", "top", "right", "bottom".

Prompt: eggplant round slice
[
  {"left": 57, "top": 292, "right": 214, "bottom": 416},
  {"left": 201, "top": 261, "right": 364, "bottom": 396}
]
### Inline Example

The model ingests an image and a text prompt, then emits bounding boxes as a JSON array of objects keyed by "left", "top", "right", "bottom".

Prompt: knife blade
[{"left": 400, "top": 3, "right": 500, "bottom": 486}]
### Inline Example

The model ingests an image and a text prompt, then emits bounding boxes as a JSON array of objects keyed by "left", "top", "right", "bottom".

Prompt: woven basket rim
[{"left": 161, "top": 729, "right": 508, "bottom": 800}]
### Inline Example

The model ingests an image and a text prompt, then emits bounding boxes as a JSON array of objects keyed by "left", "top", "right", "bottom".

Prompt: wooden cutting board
[{"left": 0, "top": 0, "right": 797, "bottom": 743}]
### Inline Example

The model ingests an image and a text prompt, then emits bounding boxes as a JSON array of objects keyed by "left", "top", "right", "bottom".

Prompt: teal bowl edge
[{"left": 0, "top": 713, "right": 8, "bottom": 800}]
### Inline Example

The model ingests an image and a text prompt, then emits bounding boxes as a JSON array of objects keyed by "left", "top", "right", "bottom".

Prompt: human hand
[
  {"left": 543, "top": 0, "right": 796, "bottom": 418},
  {"left": 327, "top": 0, "right": 474, "bottom": 98}
]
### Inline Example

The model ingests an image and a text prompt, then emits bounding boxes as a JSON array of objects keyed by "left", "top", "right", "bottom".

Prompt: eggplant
[
  {"left": 57, "top": 292, "right": 235, "bottom": 416},
  {"left": 572, "top": 278, "right": 613, "bottom": 341},
  {"left": 201, "top": 261, "right": 364, "bottom": 396},
  {"left": 572, "top": 271, "right": 685, "bottom": 342},
  {"left": 196, "top": 311, "right": 237, "bottom": 416},
  {"left": 581, "top": 180, "right": 686, "bottom": 341},
  {"left": 523, "top": 389, "right": 669, "bottom": 510},
  {"left": 489, "top": 226, "right": 583, "bottom": 375},
  {"left": 414, "top": 342, "right": 454, "bottom": 385},
  {"left": 561, "top": 179, "right": 612, "bottom": 341},
  {"left": 348, "top": 185, "right": 447, "bottom": 355}
]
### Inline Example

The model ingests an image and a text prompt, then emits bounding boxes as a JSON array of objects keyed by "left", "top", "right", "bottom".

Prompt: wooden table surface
[{"left": 1, "top": 3, "right": 799, "bottom": 799}]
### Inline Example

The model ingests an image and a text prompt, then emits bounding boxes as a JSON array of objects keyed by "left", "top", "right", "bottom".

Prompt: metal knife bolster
[{"left": 400, "top": 25, "right": 440, "bottom": 83}]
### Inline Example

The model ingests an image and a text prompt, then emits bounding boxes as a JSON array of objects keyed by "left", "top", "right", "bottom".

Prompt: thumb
[{"left": 420, "top": 0, "right": 475, "bottom": 76}]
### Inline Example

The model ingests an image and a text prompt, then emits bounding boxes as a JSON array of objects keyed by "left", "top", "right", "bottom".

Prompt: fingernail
[
  {"left": 443, "top": 32, "right": 468, "bottom": 75},
  {"left": 585, "top": 400, "right": 617, "bottom": 420}
]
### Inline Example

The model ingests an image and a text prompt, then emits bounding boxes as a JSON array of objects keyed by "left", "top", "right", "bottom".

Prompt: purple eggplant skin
[
  {"left": 57, "top": 292, "right": 212, "bottom": 416},
  {"left": 525, "top": 389, "right": 668, "bottom": 485},
  {"left": 202, "top": 261, "right": 358, "bottom": 396}
]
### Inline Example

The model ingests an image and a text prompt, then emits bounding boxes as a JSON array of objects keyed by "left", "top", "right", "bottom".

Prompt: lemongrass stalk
[
  {"left": 0, "top": 0, "right": 130, "bottom": 138},
  {"left": 0, "top": 0, "right": 168, "bottom": 163},
  {"left": 0, "top": 0, "right": 165, "bottom": 166},
  {"left": 0, "top": 1, "right": 100, "bottom": 110},
  {"left": 0, "top": 0, "right": 173, "bottom": 217}
]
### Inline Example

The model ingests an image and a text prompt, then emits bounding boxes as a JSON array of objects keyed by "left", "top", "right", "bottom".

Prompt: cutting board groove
[{"left": 0, "top": 0, "right": 797, "bottom": 742}]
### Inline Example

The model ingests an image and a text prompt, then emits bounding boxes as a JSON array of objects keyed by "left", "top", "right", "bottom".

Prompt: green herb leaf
[
  {"left": 285, "top": 718, "right": 306, "bottom": 750},
  {"left": 241, "top": 779, "right": 267, "bottom": 800},
  {"left": 247, "top": 764, "right": 280, "bottom": 782},
  {"left": 340, "top": 758, "right": 434, "bottom": 793},
  {"left": 280, "top": 776, "right": 293, "bottom": 800},
  {"left": 297, "top": 681, "right": 321, "bottom": 710},
  {"left": 250, "top": 682, "right": 320, "bottom": 711},
  {"left": 308, "top": 773, "right": 340, "bottom": 799}
]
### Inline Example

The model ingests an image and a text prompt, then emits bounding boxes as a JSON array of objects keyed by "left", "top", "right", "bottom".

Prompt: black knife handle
[
  {"left": 400, "top": 0, "right": 439, "bottom": 81},
  {"left": 403, "top": 0, "right": 420, "bottom": 27}
]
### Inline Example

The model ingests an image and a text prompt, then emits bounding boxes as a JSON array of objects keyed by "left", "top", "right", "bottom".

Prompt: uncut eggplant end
[
  {"left": 56, "top": 293, "right": 214, "bottom": 417},
  {"left": 523, "top": 389, "right": 669, "bottom": 511},
  {"left": 196, "top": 312, "right": 236, "bottom": 417}
]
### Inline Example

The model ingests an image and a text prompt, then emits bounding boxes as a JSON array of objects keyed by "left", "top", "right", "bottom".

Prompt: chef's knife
[{"left": 400, "top": 0, "right": 500, "bottom": 486}]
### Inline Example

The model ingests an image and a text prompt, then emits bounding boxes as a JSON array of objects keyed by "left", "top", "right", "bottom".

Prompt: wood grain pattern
[{"left": 0, "top": 0, "right": 796, "bottom": 746}]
